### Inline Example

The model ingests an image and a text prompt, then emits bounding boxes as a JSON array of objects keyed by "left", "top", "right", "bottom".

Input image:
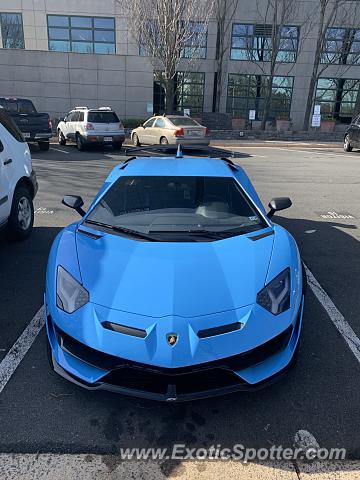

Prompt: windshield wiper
[{"left": 84, "top": 219, "right": 159, "bottom": 242}]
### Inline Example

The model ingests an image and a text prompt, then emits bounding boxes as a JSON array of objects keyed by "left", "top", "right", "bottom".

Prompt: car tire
[
  {"left": 113, "top": 142, "right": 122, "bottom": 150},
  {"left": 344, "top": 135, "right": 353, "bottom": 152},
  {"left": 7, "top": 186, "right": 34, "bottom": 240},
  {"left": 160, "top": 136, "right": 169, "bottom": 145},
  {"left": 38, "top": 141, "right": 50, "bottom": 151},
  {"left": 133, "top": 133, "right": 141, "bottom": 146},
  {"left": 76, "top": 134, "right": 85, "bottom": 151},
  {"left": 58, "top": 130, "right": 66, "bottom": 146}
]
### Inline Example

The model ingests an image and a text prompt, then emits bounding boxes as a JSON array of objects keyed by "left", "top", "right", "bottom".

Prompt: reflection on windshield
[{"left": 86, "top": 176, "right": 267, "bottom": 240}]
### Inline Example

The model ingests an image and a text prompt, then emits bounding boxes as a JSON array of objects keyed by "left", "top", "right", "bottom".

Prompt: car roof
[{"left": 114, "top": 156, "right": 234, "bottom": 178}]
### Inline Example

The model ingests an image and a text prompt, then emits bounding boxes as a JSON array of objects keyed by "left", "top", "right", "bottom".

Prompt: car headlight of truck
[
  {"left": 256, "top": 268, "right": 290, "bottom": 315},
  {"left": 56, "top": 266, "right": 89, "bottom": 313}
]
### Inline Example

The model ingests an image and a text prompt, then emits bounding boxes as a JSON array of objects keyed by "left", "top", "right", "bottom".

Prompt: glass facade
[
  {"left": 47, "top": 15, "right": 115, "bottom": 54},
  {"left": 315, "top": 78, "right": 360, "bottom": 122},
  {"left": 0, "top": 13, "right": 24, "bottom": 49},
  {"left": 321, "top": 28, "right": 360, "bottom": 65},
  {"left": 230, "top": 24, "right": 298, "bottom": 62},
  {"left": 226, "top": 74, "right": 294, "bottom": 119},
  {"left": 153, "top": 72, "right": 205, "bottom": 114},
  {"left": 182, "top": 22, "right": 207, "bottom": 59}
]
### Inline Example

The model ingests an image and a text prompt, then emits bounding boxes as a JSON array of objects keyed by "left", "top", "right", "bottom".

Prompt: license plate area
[{"left": 104, "top": 136, "right": 112, "bottom": 142}]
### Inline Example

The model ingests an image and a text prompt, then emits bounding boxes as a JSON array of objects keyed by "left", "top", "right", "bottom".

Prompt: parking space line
[
  {"left": 50, "top": 147, "right": 69, "bottom": 154},
  {"left": 0, "top": 306, "right": 44, "bottom": 394},
  {"left": 305, "top": 265, "right": 360, "bottom": 364}
]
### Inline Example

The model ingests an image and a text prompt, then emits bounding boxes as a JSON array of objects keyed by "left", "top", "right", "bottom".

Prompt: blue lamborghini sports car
[{"left": 45, "top": 148, "right": 305, "bottom": 402}]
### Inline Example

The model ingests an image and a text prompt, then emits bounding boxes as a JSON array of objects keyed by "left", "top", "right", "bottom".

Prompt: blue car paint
[{"left": 45, "top": 156, "right": 304, "bottom": 399}]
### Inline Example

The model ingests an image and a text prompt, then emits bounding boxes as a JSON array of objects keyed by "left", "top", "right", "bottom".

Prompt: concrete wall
[{"left": 0, "top": 0, "right": 360, "bottom": 128}]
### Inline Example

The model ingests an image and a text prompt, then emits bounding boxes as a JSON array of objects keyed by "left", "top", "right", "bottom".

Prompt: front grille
[
  {"left": 102, "top": 366, "right": 243, "bottom": 395},
  {"left": 51, "top": 319, "right": 293, "bottom": 376}
]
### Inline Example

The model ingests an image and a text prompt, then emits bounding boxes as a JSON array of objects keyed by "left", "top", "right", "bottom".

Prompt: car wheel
[
  {"left": 8, "top": 186, "right": 34, "bottom": 240},
  {"left": 133, "top": 133, "right": 141, "bottom": 146},
  {"left": 160, "top": 136, "right": 169, "bottom": 145},
  {"left": 76, "top": 134, "right": 85, "bottom": 151},
  {"left": 344, "top": 135, "right": 353, "bottom": 152},
  {"left": 58, "top": 130, "right": 66, "bottom": 146},
  {"left": 113, "top": 142, "right": 122, "bottom": 150},
  {"left": 38, "top": 141, "right": 50, "bottom": 151}
]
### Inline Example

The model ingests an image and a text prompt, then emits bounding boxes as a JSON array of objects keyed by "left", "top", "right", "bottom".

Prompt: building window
[
  {"left": 230, "top": 24, "right": 298, "bottom": 63},
  {"left": 226, "top": 74, "right": 293, "bottom": 119},
  {"left": 47, "top": 15, "right": 116, "bottom": 54},
  {"left": 153, "top": 72, "right": 205, "bottom": 114},
  {"left": 182, "top": 22, "right": 207, "bottom": 59},
  {"left": 321, "top": 28, "right": 360, "bottom": 65},
  {"left": 140, "top": 21, "right": 207, "bottom": 59},
  {"left": 315, "top": 78, "right": 360, "bottom": 123},
  {"left": 0, "top": 13, "right": 24, "bottom": 49}
]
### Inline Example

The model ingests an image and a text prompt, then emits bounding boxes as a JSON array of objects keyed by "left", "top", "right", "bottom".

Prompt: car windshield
[
  {"left": 87, "top": 111, "right": 119, "bottom": 123},
  {"left": 85, "top": 175, "right": 267, "bottom": 241},
  {"left": 170, "top": 117, "right": 199, "bottom": 127}
]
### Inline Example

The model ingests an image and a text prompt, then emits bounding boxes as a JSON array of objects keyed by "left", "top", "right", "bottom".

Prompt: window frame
[
  {"left": 0, "top": 12, "right": 25, "bottom": 49},
  {"left": 226, "top": 73, "right": 294, "bottom": 120},
  {"left": 47, "top": 14, "right": 116, "bottom": 55},
  {"left": 230, "top": 23, "right": 299, "bottom": 63},
  {"left": 315, "top": 77, "right": 360, "bottom": 123}
]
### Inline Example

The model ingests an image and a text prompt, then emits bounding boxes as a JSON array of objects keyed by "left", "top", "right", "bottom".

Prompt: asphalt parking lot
[{"left": 1, "top": 142, "right": 360, "bottom": 478}]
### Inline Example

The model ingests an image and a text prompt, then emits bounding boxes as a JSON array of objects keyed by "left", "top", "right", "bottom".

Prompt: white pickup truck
[{"left": 0, "top": 110, "right": 37, "bottom": 240}]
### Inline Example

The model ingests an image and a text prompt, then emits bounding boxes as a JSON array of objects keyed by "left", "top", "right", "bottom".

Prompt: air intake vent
[
  {"left": 254, "top": 24, "right": 275, "bottom": 37},
  {"left": 197, "top": 322, "right": 244, "bottom": 339}
]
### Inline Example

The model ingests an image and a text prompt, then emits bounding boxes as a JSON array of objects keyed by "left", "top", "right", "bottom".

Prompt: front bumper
[
  {"left": 46, "top": 298, "right": 304, "bottom": 402},
  {"left": 30, "top": 170, "right": 38, "bottom": 198}
]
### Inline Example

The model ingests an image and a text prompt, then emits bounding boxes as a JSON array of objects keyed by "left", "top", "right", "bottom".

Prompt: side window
[
  {"left": 355, "top": 116, "right": 360, "bottom": 126},
  {"left": 0, "top": 111, "right": 25, "bottom": 142},
  {"left": 154, "top": 118, "right": 165, "bottom": 128},
  {"left": 72, "top": 111, "right": 80, "bottom": 122},
  {"left": 143, "top": 118, "right": 155, "bottom": 128},
  {"left": 78, "top": 112, "right": 84, "bottom": 122}
]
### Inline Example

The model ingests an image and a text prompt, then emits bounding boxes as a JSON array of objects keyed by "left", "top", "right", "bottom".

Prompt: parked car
[
  {"left": 0, "top": 110, "right": 37, "bottom": 240},
  {"left": 131, "top": 115, "right": 211, "bottom": 147},
  {"left": 344, "top": 115, "right": 360, "bottom": 151},
  {"left": 45, "top": 146, "right": 304, "bottom": 402},
  {"left": 57, "top": 107, "right": 125, "bottom": 151},
  {"left": 0, "top": 97, "right": 52, "bottom": 151}
]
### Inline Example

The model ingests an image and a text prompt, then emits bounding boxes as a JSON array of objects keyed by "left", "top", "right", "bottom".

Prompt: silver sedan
[{"left": 131, "top": 115, "right": 211, "bottom": 146}]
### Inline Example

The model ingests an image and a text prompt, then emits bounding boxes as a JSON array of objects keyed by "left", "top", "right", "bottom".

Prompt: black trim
[
  {"left": 77, "top": 228, "right": 102, "bottom": 240},
  {"left": 197, "top": 322, "right": 243, "bottom": 338},
  {"left": 249, "top": 230, "right": 274, "bottom": 241},
  {"left": 0, "top": 195, "right": 8, "bottom": 206},
  {"left": 102, "top": 321, "right": 147, "bottom": 338},
  {"left": 3, "top": 158, "right": 12, "bottom": 165}
]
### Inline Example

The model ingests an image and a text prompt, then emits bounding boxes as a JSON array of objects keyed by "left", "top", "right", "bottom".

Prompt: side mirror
[
  {"left": 62, "top": 195, "right": 85, "bottom": 217},
  {"left": 142, "top": 123, "right": 146, "bottom": 128},
  {"left": 267, "top": 197, "right": 292, "bottom": 219},
  {"left": 63, "top": 117, "right": 67, "bottom": 123}
]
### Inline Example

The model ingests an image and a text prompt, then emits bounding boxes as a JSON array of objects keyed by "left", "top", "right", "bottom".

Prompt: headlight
[
  {"left": 257, "top": 268, "right": 290, "bottom": 315},
  {"left": 56, "top": 266, "right": 89, "bottom": 313}
]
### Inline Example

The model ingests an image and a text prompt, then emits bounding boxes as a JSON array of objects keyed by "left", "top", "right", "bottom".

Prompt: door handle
[{"left": 4, "top": 159, "right": 12, "bottom": 165}]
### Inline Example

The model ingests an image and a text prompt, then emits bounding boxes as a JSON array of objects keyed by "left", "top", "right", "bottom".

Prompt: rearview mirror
[
  {"left": 267, "top": 197, "right": 292, "bottom": 219},
  {"left": 62, "top": 195, "right": 85, "bottom": 217}
]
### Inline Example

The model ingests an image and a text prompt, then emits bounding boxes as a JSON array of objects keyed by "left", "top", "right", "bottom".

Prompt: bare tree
[
  {"left": 125, "top": 0, "right": 214, "bottom": 113},
  {"left": 214, "top": 0, "right": 238, "bottom": 113},
  {"left": 303, "top": 0, "right": 360, "bottom": 130},
  {"left": 241, "top": 0, "right": 299, "bottom": 130}
]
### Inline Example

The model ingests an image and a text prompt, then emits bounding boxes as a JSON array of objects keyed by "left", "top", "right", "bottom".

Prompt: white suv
[
  {"left": 57, "top": 107, "right": 125, "bottom": 151},
  {"left": 0, "top": 110, "right": 37, "bottom": 240}
]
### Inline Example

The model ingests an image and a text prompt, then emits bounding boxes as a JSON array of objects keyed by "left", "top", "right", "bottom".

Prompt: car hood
[{"left": 75, "top": 229, "right": 274, "bottom": 318}]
